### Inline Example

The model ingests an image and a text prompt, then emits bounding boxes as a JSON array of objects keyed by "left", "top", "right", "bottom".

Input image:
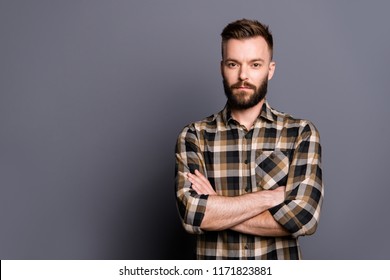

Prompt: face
[{"left": 221, "top": 36, "right": 275, "bottom": 109}]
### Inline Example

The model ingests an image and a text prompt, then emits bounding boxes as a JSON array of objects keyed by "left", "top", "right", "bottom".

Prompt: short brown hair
[{"left": 221, "top": 18, "right": 273, "bottom": 59}]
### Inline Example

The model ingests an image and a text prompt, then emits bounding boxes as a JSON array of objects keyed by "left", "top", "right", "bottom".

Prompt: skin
[{"left": 187, "top": 36, "right": 290, "bottom": 237}]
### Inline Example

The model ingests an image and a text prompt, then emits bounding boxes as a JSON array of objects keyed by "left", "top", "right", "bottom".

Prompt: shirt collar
[{"left": 222, "top": 99, "right": 276, "bottom": 126}]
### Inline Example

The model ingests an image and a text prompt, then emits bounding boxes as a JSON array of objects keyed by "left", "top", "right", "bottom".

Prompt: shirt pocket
[{"left": 255, "top": 150, "right": 290, "bottom": 190}]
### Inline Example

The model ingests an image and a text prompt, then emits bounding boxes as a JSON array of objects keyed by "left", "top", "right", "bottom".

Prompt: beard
[{"left": 223, "top": 76, "right": 268, "bottom": 110}]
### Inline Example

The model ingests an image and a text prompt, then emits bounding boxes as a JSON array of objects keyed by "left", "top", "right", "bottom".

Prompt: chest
[{"left": 199, "top": 124, "right": 298, "bottom": 194}]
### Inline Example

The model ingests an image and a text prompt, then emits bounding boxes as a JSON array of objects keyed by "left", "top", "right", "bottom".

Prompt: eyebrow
[{"left": 224, "top": 58, "right": 265, "bottom": 63}]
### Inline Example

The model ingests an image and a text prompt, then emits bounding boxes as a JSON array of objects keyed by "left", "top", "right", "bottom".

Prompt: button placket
[{"left": 243, "top": 130, "right": 253, "bottom": 193}]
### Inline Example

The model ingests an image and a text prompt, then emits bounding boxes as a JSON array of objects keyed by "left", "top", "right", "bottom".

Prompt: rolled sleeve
[
  {"left": 269, "top": 121, "right": 324, "bottom": 238},
  {"left": 175, "top": 125, "right": 208, "bottom": 234}
]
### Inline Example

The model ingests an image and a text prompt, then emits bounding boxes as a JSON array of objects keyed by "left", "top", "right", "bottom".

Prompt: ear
[
  {"left": 267, "top": 61, "right": 276, "bottom": 80},
  {"left": 220, "top": 60, "right": 224, "bottom": 76}
]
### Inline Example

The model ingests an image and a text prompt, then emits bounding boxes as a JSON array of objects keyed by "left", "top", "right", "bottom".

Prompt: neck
[{"left": 231, "top": 99, "right": 265, "bottom": 130}]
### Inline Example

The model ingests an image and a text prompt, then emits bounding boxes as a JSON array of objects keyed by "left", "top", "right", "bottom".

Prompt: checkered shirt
[{"left": 175, "top": 100, "right": 324, "bottom": 259}]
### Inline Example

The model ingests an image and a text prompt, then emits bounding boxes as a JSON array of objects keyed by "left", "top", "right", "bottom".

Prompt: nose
[{"left": 239, "top": 65, "right": 248, "bottom": 81}]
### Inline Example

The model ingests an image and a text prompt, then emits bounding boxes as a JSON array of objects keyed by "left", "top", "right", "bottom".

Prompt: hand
[
  {"left": 263, "top": 186, "right": 285, "bottom": 207},
  {"left": 187, "top": 170, "right": 217, "bottom": 195}
]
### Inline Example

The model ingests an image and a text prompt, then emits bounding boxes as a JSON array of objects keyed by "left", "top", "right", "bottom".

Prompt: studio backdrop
[{"left": 1, "top": 0, "right": 389, "bottom": 259}]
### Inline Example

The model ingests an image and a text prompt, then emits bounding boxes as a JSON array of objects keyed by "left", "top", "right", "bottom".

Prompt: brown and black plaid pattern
[{"left": 175, "top": 100, "right": 323, "bottom": 259}]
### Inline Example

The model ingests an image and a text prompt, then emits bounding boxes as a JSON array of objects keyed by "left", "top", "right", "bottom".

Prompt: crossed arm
[
  {"left": 176, "top": 122, "right": 323, "bottom": 237},
  {"left": 187, "top": 170, "right": 290, "bottom": 237}
]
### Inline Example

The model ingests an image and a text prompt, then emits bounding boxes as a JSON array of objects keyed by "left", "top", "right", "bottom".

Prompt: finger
[
  {"left": 194, "top": 170, "right": 213, "bottom": 186},
  {"left": 187, "top": 173, "right": 203, "bottom": 186},
  {"left": 189, "top": 177, "right": 214, "bottom": 195},
  {"left": 191, "top": 182, "right": 209, "bottom": 195},
  {"left": 192, "top": 180, "right": 216, "bottom": 195},
  {"left": 191, "top": 183, "right": 202, "bottom": 194},
  {"left": 194, "top": 169, "right": 207, "bottom": 181},
  {"left": 190, "top": 174, "right": 212, "bottom": 193},
  {"left": 188, "top": 176, "right": 208, "bottom": 192},
  {"left": 188, "top": 171, "right": 217, "bottom": 195},
  {"left": 193, "top": 184, "right": 216, "bottom": 195}
]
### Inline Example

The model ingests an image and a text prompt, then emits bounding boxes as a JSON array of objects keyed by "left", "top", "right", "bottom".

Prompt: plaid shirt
[{"left": 175, "top": 100, "right": 323, "bottom": 259}]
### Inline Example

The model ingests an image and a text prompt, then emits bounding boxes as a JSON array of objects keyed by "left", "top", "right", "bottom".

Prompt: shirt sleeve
[
  {"left": 175, "top": 124, "right": 208, "bottom": 234},
  {"left": 269, "top": 121, "right": 324, "bottom": 238}
]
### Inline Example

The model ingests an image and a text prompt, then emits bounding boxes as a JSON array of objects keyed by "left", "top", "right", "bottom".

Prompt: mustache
[{"left": 231, "top": 81, "right": 256, "bottom": 90}]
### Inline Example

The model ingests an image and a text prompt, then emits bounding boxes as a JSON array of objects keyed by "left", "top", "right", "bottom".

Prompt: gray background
[{"left": 1, "top": 0, "right": 389, "bottom": 259}]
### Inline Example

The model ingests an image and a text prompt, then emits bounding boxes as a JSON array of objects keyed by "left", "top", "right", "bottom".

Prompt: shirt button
[
  {"left": 244, "top": 159, "right": 248, "bottom": 164},
  {"left": 244, "top": 244, "right": 249, "bottom": 249},
  {"left": 245, "top": 187, "right": 250, "bottom": 192}
]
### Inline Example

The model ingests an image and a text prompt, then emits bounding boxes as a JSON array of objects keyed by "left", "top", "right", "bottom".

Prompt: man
[{"left": 175, "top": 19, "right": 323, "bottom": 259}]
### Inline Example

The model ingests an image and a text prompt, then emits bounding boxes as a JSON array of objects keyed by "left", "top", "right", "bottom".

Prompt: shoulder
[
  {"left": 178, "top": 109, "right": 224, "bottom": 136},
  {"left": 269, "top": 105, "right": 320, "bottom": 140}
]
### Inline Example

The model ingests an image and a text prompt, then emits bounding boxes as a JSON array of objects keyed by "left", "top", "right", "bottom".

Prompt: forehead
[{"left": 223, "top": 36, "right": 271, "bottom": 61}]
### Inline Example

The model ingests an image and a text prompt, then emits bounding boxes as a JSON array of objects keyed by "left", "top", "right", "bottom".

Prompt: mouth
[
  {"left": 232, "top": 82, "right": 256, "bottom": 91},
  {"left": 233, "top": 86, "right": 253, "bottom": 91}
]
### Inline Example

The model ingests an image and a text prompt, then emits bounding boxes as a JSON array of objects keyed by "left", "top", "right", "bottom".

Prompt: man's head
[
  {"left": 221, "top": 19, "right": 273, "bottom": 60},
  {"left": 221, "top": 19, "right": 275, "bottom": 110}
]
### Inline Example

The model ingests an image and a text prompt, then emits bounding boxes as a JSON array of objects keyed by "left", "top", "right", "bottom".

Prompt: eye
[
  {"left": 252, "top": 63, "right": 262, "bottom": 68},
  {"left": 226, "top": 62, "right": 238, "bottom": 69}
]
